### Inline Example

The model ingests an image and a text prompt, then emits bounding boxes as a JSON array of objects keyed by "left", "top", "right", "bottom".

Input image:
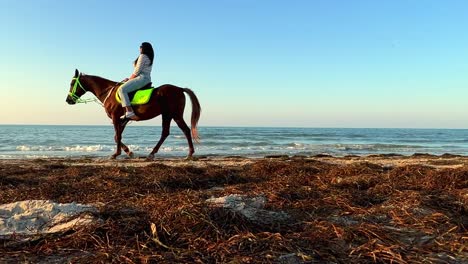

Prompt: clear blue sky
[{"left": 0, "top": 0, "right": 467, "bottom": 128}]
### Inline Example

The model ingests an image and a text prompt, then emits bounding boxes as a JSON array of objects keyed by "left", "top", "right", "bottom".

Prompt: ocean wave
[
  {"left": 64, "top": 145, "right": 108, "bottom": 152},
  {"left": 160, "top": 146, "right": 189, "bottom": 152},
  {"left": 16, "top": 145, "right": 112, "bottom": 152},
  {"left": 4, "top": 126, "right": 468, "bottom": 158},
  {"left": 334, "top": 143, "right": 424, "bottom": 151},
  {"left": 286, "top": 142, "right": 309, "bottom": 149},
  {"left": 228, "top": 143, "right": 428, "bottom": 153},
  {"left": 16, "top": 145, "right": 60, "bottom": 151},
  {"left": 232, "top": 146, "right": 269, "bottom": 151}
]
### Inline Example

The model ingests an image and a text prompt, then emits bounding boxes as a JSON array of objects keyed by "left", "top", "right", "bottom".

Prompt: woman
[{"left": 119, "top": 42, "right": 154, "bottom": 120}]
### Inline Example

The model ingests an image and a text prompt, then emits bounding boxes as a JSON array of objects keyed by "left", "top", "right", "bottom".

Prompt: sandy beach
[{"left": 1, "top": 154, "right": 467, "bottom": 263}]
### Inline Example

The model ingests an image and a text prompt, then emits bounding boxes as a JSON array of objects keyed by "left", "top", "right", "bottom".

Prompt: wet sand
[{"left": 1, "top": 155, "right": 467, "bottom": 263}]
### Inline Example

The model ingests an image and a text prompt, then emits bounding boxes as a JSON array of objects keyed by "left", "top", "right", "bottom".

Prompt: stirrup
[{"left": 120, "top": 111, "right": 137, "bottom": 120}]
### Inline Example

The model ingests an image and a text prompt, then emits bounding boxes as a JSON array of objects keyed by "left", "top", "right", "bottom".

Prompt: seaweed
[{"left": 0, "top": 156, "right": 467, "bottom": 263}]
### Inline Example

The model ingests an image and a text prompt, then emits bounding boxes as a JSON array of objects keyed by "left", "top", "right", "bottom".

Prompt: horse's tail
[{"left": 183, "top": 88, "right": 201, "bottom": 143}]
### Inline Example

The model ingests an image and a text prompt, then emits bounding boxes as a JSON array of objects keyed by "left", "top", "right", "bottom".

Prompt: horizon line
[{"left": 1, "top": 124, "right": 467, "bottom": 130}]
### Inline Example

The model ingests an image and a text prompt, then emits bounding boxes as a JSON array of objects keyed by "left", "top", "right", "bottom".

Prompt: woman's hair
[{"left": 134, "top": 42, "right": 154, "bottom": 66}]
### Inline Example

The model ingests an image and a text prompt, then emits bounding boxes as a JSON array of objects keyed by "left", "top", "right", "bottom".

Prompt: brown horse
[{"left": 65, "top": 69, "right": 201, "bottom": 159}]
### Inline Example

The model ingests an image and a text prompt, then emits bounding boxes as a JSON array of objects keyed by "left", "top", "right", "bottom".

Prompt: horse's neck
[{"left": 83, "top": 75, "right": 117, "bottom": 102}]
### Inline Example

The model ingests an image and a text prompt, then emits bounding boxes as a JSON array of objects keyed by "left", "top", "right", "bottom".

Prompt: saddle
[{"left": 116, "top": 82, "right": 157, "bottom": 105}]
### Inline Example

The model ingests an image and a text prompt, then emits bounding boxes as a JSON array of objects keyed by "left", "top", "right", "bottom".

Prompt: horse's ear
[{"left": 74, "top": 69, "right": 79, "bottom": 77}]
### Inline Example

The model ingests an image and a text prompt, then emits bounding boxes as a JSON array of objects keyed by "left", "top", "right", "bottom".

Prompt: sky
[{"left": 0, "top": 0, "right": 467, "bottom": 128}]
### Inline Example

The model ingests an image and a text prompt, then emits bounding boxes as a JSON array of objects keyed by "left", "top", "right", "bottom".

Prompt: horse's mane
[{"left": 82, "top": 73, "right": 117, "bottom": 84}]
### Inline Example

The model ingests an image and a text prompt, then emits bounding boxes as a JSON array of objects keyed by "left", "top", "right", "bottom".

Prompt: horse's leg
[
  {"left": 120, "top": 143, "right": 134, "bottom": 158},
  {"left": 111, "top": 120, "right": 133, "bottom": 159},
  {"left": 111, "top": 121, "right": 123, "bottom": 159},
  {"left": 118, "top": 120, "right": 133, "bottom": 157},
  {"left": 148, "top": 114, "right": 172, "bottom": 159},
  {"left": 174, "top": 117, "right": 195, "bottom": 158}
]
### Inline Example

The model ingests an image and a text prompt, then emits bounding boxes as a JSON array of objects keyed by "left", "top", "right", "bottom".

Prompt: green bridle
[{"left": 68, "top": 76, "right": 96, "bottom": 104}]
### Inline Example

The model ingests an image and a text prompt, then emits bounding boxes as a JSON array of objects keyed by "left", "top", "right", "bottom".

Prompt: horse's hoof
[
  {"left": 185, "top": 156, "right": 197, "bottom": 161},
  {"left": 128, "top": 152, "right": 134, "bottom": 158},
  {"left": 146, "top": 154, "right": 155, "bottom": 161},
  {"left": 110, "top": 155, "right": 118, "bottom": 160}
]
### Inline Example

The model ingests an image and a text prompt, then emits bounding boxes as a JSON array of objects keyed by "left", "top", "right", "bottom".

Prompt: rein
[
  {"left": 69, "top": 76, "right": 99, "bottom": 104},
  {"left": 69, "top": 75, "right": 122, "bottom": 107},
  {"left": 102, "top": 82, "right": 122, "bottom": 106}
]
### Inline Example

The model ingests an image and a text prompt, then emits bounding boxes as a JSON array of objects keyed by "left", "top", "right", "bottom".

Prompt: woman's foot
[{"left": 120, "top": 111, "right": 138, "bottom": 120}]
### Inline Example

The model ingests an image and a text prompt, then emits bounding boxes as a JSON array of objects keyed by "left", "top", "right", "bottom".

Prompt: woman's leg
[
  {"left": 118, "top": 76, "right": 150, "bottom": 118},
  {"left": 119, "top": 77, "right": 146, "bottom": 108}
]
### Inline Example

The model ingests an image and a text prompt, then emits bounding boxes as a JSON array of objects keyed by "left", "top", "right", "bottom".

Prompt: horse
[{"left": 65, "top": 69, "right": 201, "bottom": 159}]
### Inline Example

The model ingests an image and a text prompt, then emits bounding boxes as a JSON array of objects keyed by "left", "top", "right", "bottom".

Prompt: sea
[{"left": 0, "top": 125, "right": 467, "bottom": 159}]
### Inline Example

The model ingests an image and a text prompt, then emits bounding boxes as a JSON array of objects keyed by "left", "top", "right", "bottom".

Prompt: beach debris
[
  {"left": 1, "top": 157, "right": 467, "bottom": 262},
  {"left": 265, "top": 155, "right": 290, "bottom": 159},
  {"left": 207, "top": 186, "right": 225, "bottom": 192},
  {"left": 313, "top": 153, "right": 332, "bottom": 157},
  {"left": 206, "top": 194, "right": 290, "bottom": 225},
  {"left": 278, "top": 253, "right": 314, "bottom": 264},
  {"left": 0, "top": 200, "right": 98, "bottom": 241}
]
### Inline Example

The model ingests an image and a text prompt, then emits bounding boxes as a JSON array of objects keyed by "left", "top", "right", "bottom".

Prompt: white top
[{"left": 133, "top": 54, "right": 152, "bottom": 78}]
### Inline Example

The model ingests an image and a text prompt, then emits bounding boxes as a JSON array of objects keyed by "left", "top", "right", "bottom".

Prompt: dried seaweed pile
[{"left": 0, "top": 157, "right": 467, "bottom": 263}]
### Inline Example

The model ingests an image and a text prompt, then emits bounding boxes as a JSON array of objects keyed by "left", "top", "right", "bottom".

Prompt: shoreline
[{"left": 1, "top": 153, "right": 468, "bottom": 169}]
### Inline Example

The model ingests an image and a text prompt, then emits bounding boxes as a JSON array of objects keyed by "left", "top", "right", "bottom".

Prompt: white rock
[
  {"left": 0, "top": 200, "right": 98, "bottom": 239},
  {"left": 206, "top": 194, "right": 289, "bottom": 224}
]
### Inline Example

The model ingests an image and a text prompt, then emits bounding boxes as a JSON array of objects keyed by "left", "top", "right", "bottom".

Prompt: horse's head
[{"left": 66, "top": 69, "right": 87, "bottom": 105}]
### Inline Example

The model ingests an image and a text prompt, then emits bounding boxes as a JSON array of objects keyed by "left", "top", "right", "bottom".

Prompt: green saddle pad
[{"left": 116, "top": 87, "right": 155, "bottom": 105}]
